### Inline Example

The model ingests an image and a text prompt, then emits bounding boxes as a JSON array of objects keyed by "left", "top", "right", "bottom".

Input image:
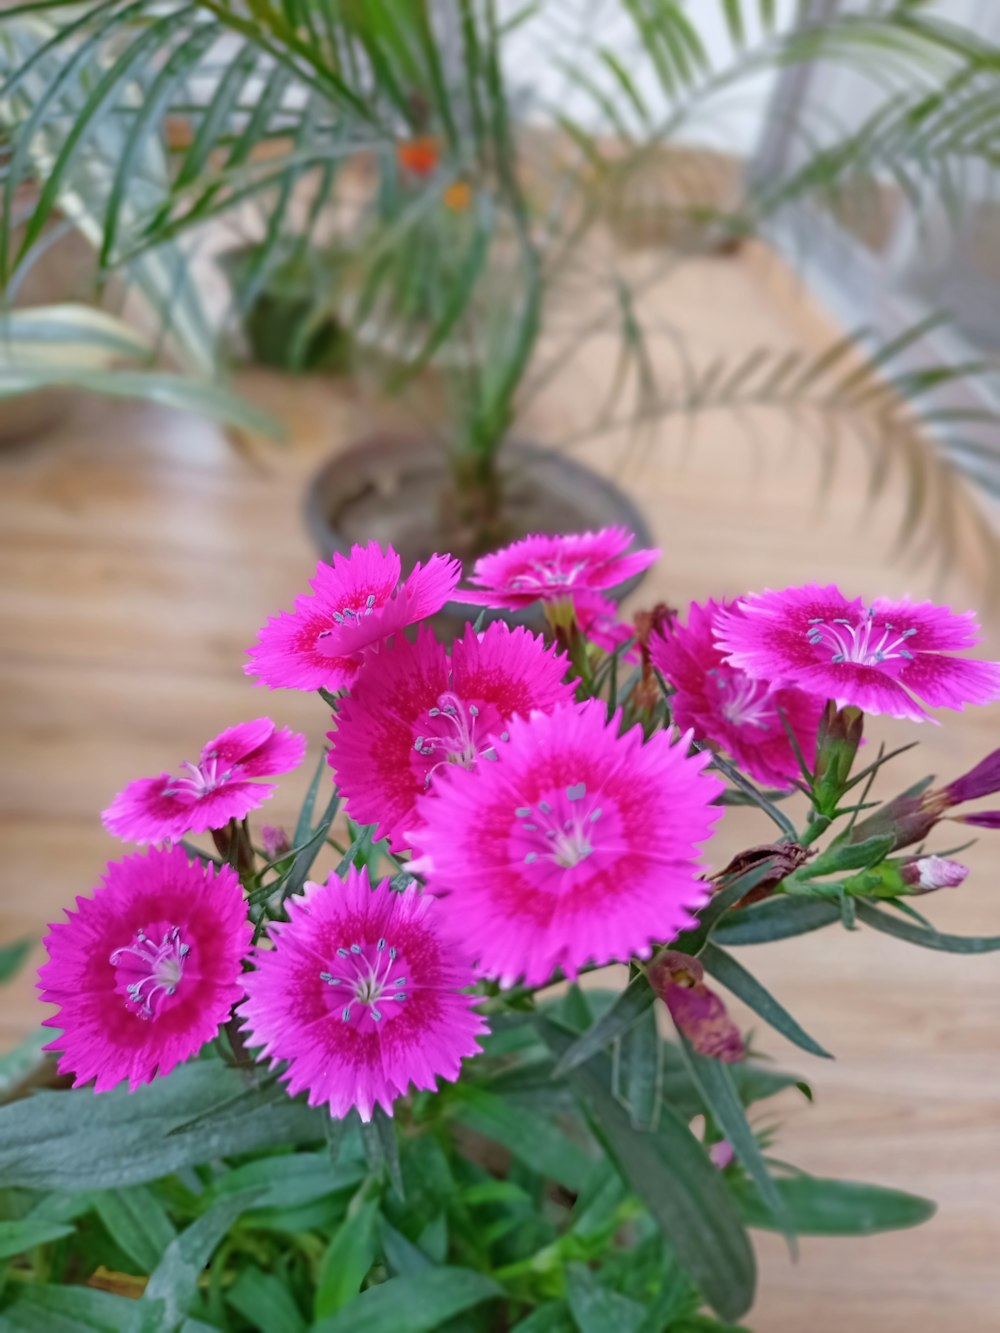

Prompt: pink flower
[
  {"left": 709, "top": 1140, "right": 735, "bottom": 1170},
  {"left": 457, "top": 528, "right": 659, "bottom": 610},
  {"left": 652, "top": 599, "right": 824, "bottom": 789},
  {"left": 239, "top": 870, "right": 486, "bottom": 1121},
  {"left": 900, "top": 854, "right": 969, "bottom": 893},
  {"left": 574, "top": 592, "right": 640, "bottom": 661},
  {"left": 410, "top": 700, "right": 723, "bottom": 986},
  {"left": 246, "top": 542, "right": 461, "bottom": 692},
  {"left": 37, "top": 846, "right": 250, "bottom": 1092},
  {"left": 716, "top": 584, "right": 1000, "bottom": 723},
  {"left": 103, "top": 718, "right": 306, "bottom": 844},
  {"left": 329, "top": 622, "right": 574, "bottom": 852}
]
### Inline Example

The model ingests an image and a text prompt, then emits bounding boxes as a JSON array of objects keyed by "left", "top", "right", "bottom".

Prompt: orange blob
[{"left": 443, "top": 180, "right": 472, "bottom": 212}]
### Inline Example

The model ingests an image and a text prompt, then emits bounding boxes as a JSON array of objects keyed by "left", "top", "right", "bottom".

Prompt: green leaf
[
  {"left": 378, "top": 1216, "right": 433, "bottom": 1277},
  {"left": 0, "top": 1060, "right": 326, "bottom": 1190},
  {"left": 0, "top": 935, "right": 32, "bottom": 983},
  {"left": 565, "top": 1262, "right": 647, "bottom": 1333},
  {"left": 510, "top": 1302, "right": 575, "bottom": 1333},
  {"left": 735, "top": 1173, "right": 936, "bottom": 1236},
  {"left": 803, "top": 833, "right": 896, "bottom": 878},
  {"left": 0, "top": 1216, "right": 74, "bottom": 1259},
  {"left": 93, "top": 1185, "right": 177, "bottom": 1272},
  {"left": 206, "top": 1149, "right": 365, "bottom": 1216},
  {"left": 553, "top": 972, "right": 655, "bottom": 1075},
  {"left": 0, "top": 1281, "right": 150, "bottom": 1332},
  {"left": 699, "top": 943, "right": 833, "bottom": 1059},
  {"left": 359, "top": 1106, "right": 404, "bottom": 1199},
  {"left": 451, "top": 1085, "right": 593, "bottom": 1193},
  {"left": 676, "top": 1037, "right": 791, "bottom": 1241},
  {"left": 315, "top": 1195, "right": 380, "bottom": 1318},
  {"left": 141, "top": 1191, "right": 261, "bottom": 1330},
  {"left": 854, "top": 901, "right": 1000, "bottom": 953},
  {"left": 712, "top": 898, "right": 840, "bottom": 946},
  {"left": 311, "top": 1267, "right": 502, "bottom": 1333},
  {"left": 226, "top": 1266, "right": 306, "bottom": 1333},
  {"left": 612, "top": 994, "right": 663, "bottom": 1129},
  {"left": 536, "top": 1018, "right": 756, "bottom": 1322}
]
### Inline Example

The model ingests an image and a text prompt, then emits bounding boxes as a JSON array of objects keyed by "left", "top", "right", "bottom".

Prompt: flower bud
[
  {"left": 647, "top": 950, "right": 745, "bottom": 1063},
  {"left": 709, "top": 1140, "right": 735, "bottom": 1170},
  {"left": 261, "top": 825, "right": 291, "bottom": 861},
  {"left": 812, "top": 702, "right": 864, "bottom": 818},
  {"left": 900, "top": 855, "right": 969, "bottom": 894}
]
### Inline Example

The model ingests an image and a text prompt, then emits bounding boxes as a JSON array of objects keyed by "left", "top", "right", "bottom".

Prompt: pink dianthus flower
[
  {"left": 411, "top": 700, "right": 723, "bottom": 986},
  {"left": 246, "top": 541, "right": 461, "bottom": 692},
  {"left": 329, "top": 622, "right": 574, "bottom": 852},
  {"left": 457, "top": 528, "right": 659, "bottom": 610},
  {"left": 716, "top": 584, "right": 1000, "bottom": 723},
  {"left": 652, "top": 599, "right": 823, "bottom": 789},
  {"left": 240, "top": 870, "right": 486, "bottom": 1121},
  {"left": 38, "top": 846, "right": 250, "bottom": 1092},
  {"left": 102, "top": 718, "right": 306, "bottom": 844}
]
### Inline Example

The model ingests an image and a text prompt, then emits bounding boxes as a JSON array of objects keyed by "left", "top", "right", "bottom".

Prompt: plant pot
[
  {"left": 218, "top": 243, "right": 354, "bottom": 373},
  {"left": 304, "top": 434, "right": 656, "bottom": 635}
]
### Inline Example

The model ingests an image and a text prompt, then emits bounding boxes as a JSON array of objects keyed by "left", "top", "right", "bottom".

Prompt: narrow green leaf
[
  {"left": 141, "top": 1191, "right": 261, "bottom": 1329},
  {"left": 536, "top": 1018, "right": 756, "bottom": 1322},
  {"left": 712, "top": 898, "right": 840, "bottom": 947},
  {"left": 314, "top": 1196, "right": 380, "bottom": 1318},
  {"left": 855, "top": 901, "right": 1000, "bottom": 953},
  {"left": 93, "top": 1185, "right": 177, "bottom": 1272},
  {"left": 612, "top": 996, "right": 663, "bottom": 1129},
  {"left": 676, "top": 1037, "right": 792, "bottom": 1242},
  {"left": 378, "top": 1216, "right": 433, "bottom": 1277},
  {"left": 0, "top": 1216, "right": 74, "bottom": 1259},
  {"left": 226, "top": 1266, "right": 306, "bottom": 1333},
  {"left": 553, "top": 972, "right": 654, "bottom": 1076},
  {"left": 0, "top": 935, "right": 32, "bottom": 983},
  {"left": 311, "top": 1268, "right": 501, "bottom": 1333},
  {"left": 0, "top": 1061, "right": 325, "bottom": 1190},
  {"left": 700, "top": 944, "right": 833, "bottom": 1059},
  {"left": 359, "top": 1106, "right": 404, "bottom": 1198},
  {"left": 803, "top": 833, "right": 896, "bottom": 878},
  {"left": 735, "top": 1173, "right": 936, "bottom": 1235},
  {"left": 452, "top": 1085, "right": 593, "bottom": 1193},
  {"left": 0, "top": 1280, "right": 145, "bottom": 1332},
  {"left": 293, "top": 744, "right": 329, "bottom": 847},
  {"left": 510, "top": 1302, "right": 575, "bottom": 1333}
]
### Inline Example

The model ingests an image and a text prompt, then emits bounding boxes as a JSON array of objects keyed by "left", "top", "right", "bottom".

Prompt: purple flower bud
[
  {"left": 900, "top": 855, "right": 969, "bottom": 894},
  {"left": 709, "top": 1140, "right": 735, "bottom": 1169},
  {"left": 261, "top": 825, "right": 290, "bottom": 860},
  {"left": 944, "top": 748, "right": 1000, "bottom": 805}
]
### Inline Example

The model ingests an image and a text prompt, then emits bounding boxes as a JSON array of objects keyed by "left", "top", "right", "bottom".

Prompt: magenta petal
[
  {"left": 202, "top": 718, "right": 275, "bottom": 768},
  {"left": 895, "top": 653, "right": 1000, "bottom": 712},
  {"left": 239, "top": 725, "right": 307, "bottom": 778},
  {"left": 955, "top": 809, "right": 1000, "bottom": 828},
  {"left": 181, "top": 782, "right": 276, "bottom": 834},
  {"left": 871, "top": 598, "right": 983, "bottom": 651},
  {"left": 102, "top": 776, "right": 196, "bottom": 845}
]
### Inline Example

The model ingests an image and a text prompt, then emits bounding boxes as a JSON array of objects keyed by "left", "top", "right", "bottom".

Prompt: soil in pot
[{"left": 305, "top": 434, "right": 656, "bottom": 638}]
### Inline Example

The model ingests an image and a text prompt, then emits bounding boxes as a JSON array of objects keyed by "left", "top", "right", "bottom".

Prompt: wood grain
[{"left": 1, "top": 241, "right": 997, "bottom": 1331}]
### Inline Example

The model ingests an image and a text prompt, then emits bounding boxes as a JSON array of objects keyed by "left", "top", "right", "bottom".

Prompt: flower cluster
[{"left": 39, "top": 530, "right": 1000, "bottom": 1126}]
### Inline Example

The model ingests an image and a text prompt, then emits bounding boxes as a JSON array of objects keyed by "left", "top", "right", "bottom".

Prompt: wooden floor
[{"left": 2, "top": 242, "right": 999, "bottom": 1331}]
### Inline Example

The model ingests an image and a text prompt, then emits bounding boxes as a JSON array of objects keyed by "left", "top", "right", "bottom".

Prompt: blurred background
[{"left": 1, "top": 2, "right": 999, "bottom": 1328}]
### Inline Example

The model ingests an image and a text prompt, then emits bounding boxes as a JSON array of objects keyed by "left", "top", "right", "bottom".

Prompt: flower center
[
  {"left": 707, "top": 667, "right": 775, "bottom": 730},
  {"left": 320, "top": 937, "right": 408, "bottom": 1027},
  {"left": 162, "top": 754, "right": 234, "bottom": 800},
  {"left": 413, "top": 691, "right": 507, "bottom": 781},
  {"left": 514, "top": 782, "right": 602, "bottom": 870},
  {"left": 511, "top": 558, "right": 588, "bottom": 591},
  {"left": 110, "top": 924, "right": 190, "bottom": 1020},
  {"left": 318, "top": 592, "right": 379, "bottom": 639},
  {"left": 806, "top": 610, "right": 916, "bottom": 667}
]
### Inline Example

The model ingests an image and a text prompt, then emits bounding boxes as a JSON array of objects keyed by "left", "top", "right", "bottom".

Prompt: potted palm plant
[{"left": 3, "top": 1, "right": 999, "bottom": 570}]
